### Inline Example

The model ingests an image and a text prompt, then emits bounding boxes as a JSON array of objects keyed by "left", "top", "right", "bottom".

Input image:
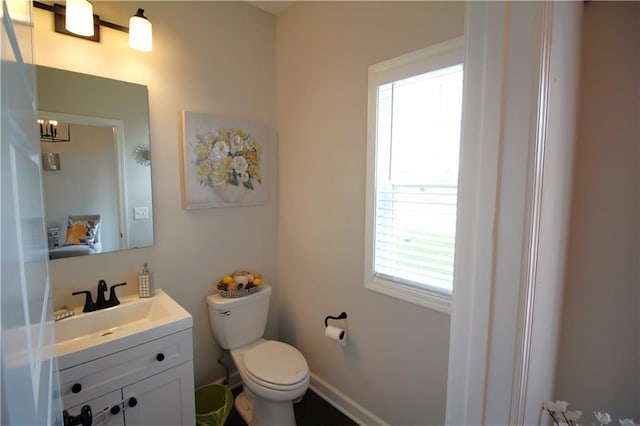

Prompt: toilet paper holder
[{"left": 324, "top": 311, "right": 347, "bottom": 328}]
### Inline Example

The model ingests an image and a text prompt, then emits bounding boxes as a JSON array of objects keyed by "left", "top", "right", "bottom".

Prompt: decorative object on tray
[
  {"left": 216, "top": 270, "right": 263, "bottom": 298},
  {"left": 181, "top": 111, "right": 270, "bottom": 209},
  {"left": 542, "top": 400, "right": 638, "bottom": 426}
]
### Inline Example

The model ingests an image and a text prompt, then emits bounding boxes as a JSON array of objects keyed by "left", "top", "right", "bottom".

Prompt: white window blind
[
  {"left": 374, "top": 64, "right": 463, "bottom": 295},
  {"left": 365, "top": 37, "right": 464, "bottom": 312}
]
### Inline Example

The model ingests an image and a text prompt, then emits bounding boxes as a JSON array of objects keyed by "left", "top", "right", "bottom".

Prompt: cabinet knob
[
  {"left": 62, "top": 405, "right": 92, "bottom": 426},
  {"left": 128, "top": 397, "right": 138, "bottom": 408},
  {"left": 71, "top": 383, "right": 82, "bottom": 394},
  {"left": 156, "top": 353, "right": 165, "bottom": 362},
  {"left": 110, "top": 405, "right": 120, "bottom": 415}
]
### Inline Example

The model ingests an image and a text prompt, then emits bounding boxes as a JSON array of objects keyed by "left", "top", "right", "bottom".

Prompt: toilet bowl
[
  {"left": 231, "top": 339, "right": 309, "bottom": 425},
  {"left": 206, "top": 285, "right": 309, "bottom": 425},
  {"left": 232, "top": 339, "right": 309, "bottom": 401}
]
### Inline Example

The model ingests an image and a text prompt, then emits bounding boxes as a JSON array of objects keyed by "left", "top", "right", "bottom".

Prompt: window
[{"left": 364, "top": 38, "right": 464, "bottom": 313}]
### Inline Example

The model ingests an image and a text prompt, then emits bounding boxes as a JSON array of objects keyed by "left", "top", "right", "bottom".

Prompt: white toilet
[{"left": 206, "top": 284, "right": 309, "bottom": 426}]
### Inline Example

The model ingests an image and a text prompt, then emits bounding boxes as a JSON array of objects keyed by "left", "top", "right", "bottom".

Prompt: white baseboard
[{"left": 309, "top": 372, "right": 389, "bottom": 426}]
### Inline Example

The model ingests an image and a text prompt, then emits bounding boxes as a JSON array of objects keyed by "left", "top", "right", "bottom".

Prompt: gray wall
[
  {"left": 555, "top": 1, "right": 639, "bottom": 418},
  {"left": 35, "top": 1, "right": 278, "bottom": 388},
  {"left": 276, "top": 2, "right": 464, "bottom": 424}
]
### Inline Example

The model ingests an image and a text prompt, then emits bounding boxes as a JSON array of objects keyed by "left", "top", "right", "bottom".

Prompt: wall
[
  {"left": 276, "top": 2, "right": 463, "bottom": 424},
  {"left": 555, "top": 1, "right": 640, "bottom": 418},
  {"left": 41, "top": 124, "right": 120, "bottom": 251},
  {"left": 34, "top": 1, "right": 278, "bottom": 387}
]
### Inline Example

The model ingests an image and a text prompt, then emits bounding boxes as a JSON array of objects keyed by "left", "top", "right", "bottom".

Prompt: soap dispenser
[{"left": 138, "top": 262, "right": 154, "bottom": 298}]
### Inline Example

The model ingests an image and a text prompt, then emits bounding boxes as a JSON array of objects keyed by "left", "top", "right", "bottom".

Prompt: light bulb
[
  {"left": 65, "top": 0, "right": 94, "bottom": 36},
  {"left": 129, "top": 9, "right": 152, "bottom": 52}
]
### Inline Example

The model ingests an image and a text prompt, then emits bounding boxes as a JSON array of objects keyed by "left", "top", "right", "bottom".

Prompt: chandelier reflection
[{"left": 38, "top": 119, "right": 71, "bottom": 143}]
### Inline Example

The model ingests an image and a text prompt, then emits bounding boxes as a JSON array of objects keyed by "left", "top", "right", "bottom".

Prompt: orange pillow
[{"left": 64, "top": 219, "right": 99, "bottom": 247}]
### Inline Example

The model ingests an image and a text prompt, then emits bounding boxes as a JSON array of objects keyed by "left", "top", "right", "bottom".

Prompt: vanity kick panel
[{"left": 59, "top": 329, "right": 193, "bottom": 409}]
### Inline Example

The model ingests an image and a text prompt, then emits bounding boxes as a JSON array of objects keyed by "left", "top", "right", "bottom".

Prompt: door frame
[
  {"left": 446, "top": 2, "right": 582, "bottom": 423},
  {"left": 38, "top": 111, "right": 129, "bottom": 250}
]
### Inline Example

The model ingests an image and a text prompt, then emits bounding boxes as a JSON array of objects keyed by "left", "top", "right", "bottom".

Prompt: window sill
[{"left": 365, "top": 278, "right": 451, "bottom": 315}]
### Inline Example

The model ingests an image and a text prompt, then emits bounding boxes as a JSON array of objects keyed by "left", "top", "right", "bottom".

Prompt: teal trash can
[{"left": 195, "top": 383, "right": 234, "bottom": 426}]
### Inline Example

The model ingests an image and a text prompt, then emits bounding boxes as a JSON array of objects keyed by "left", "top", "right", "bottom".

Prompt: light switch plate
[{"left": 134, "top": 206, "right": 149, "bottom": 220}]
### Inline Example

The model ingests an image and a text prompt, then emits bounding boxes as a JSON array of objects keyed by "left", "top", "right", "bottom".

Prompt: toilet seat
[{"left": 243, "top": 341, "right": 308, "bottom": 391}]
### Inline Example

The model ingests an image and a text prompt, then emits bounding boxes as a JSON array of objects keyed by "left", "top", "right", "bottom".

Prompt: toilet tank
[{"left": 206, "top": 284, "right": 272, "bottom": 350}]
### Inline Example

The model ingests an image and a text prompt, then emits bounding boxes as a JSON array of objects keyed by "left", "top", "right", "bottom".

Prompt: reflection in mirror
[{"left": 36, "top": 66, "right": 154, "bottom": 259}]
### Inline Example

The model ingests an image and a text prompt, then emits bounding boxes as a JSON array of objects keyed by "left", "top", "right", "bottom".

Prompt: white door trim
[
  {"left": 446, "top": 2, "right": 582, "bottom": 424},
  {"left": 38, "top": 111, "right": 130, "bottom": 249}
]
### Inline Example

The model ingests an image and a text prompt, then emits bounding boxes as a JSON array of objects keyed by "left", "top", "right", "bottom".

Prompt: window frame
[{"left": 364, "top": 37, "right": 464, "bottom": 314}]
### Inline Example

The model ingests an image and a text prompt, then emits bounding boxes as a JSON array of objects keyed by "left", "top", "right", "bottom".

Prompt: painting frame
[{"left": 180, "top": 111, "right": 269, "bottom": 210}]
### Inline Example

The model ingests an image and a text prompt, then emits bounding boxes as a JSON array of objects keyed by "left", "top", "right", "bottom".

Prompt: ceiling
[{"left": 247, "top": 1, "right": 295, "bottom": 15}]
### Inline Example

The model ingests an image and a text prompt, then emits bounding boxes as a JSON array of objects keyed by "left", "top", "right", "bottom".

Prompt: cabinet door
[
  {"left": 123, "top": 361, "right": 195, "bottom": 426},
  {"left": 66, "top": 390, "right": 125, "bottom": 426}
]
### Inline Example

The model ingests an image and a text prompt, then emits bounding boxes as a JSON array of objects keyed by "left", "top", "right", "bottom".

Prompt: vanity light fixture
[
  {"left": 38, "top": 119, "right": 71, "bottom": 143},
  {"left": 33, "top": 1, "right": 153, "bottom": 52}
]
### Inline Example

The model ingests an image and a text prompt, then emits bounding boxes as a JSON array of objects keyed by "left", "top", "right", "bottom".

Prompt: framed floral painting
[{"left": 181, "top": 111, "right": 268, "bottom": 209}]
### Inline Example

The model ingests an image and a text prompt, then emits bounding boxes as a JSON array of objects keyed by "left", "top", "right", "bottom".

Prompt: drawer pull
[
  {"left": 110, "top": 405, "right": 120, "bottom": 415},
  {"left": 156, "top": 353, "right": 165, "bottom": 362},
  {"left": 71, "top": 383, "right": 82, "bottom": 394},
  {"left": 128, "top": 397, "right": 138, "bottom": 408}
]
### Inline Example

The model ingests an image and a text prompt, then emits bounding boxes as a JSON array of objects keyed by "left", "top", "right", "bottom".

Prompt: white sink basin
[{"left": 55, "top": 290, "right": 192, "bottom": 369}]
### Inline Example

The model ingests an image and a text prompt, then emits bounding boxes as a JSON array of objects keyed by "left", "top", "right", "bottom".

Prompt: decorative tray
[{"left": 218, "top": 286, "right": 261, "bottom": 298}]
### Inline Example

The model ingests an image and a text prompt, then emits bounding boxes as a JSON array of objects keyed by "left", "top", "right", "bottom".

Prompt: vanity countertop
[{"left": 55, "top": 290, "right": 192, "bottom": 370}]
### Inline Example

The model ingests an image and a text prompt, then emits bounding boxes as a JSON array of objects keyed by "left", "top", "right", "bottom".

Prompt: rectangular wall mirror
[{"left": 37, "top": 65, "right": 154, "bottom": 259}]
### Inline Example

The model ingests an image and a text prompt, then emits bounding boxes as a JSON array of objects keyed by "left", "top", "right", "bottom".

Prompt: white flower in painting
[
  {"left": 594, "top": 412, "right": 612, "bottom": 425},
  {"left": 203, "top": 132, "right": 216, "bottom": 144},
  {"left": 619, "top": 419, "right": 638, "bottom": 426},
  {"left": 237, "top": 171, "right": 249, "bottom": 183},
  {"left": 212, "top": 141, "right": 229, "bottom": 159},
  {"left": 565, "top": 410, "right": 582, "bottom": 422},
  {"left": 543, "top": 400, "right": 569, "bottom": 413},
  {"left": 230, "top": 134, "right": 245, "bottom": 154},
  {"left": 232, "top": 155, "right": 248, "bottom": 172}
]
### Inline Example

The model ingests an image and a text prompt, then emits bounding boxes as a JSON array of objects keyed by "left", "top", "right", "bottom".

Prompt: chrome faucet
[{"left": 72, "top": 281, "right": 127, "bottom": 312}]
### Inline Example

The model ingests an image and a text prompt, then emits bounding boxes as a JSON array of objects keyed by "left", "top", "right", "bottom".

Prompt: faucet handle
[
  {"left": 96, "top": 280, "right": 108, "bottom": 306},
  {"left": 108, "top": 282, "right": 127, "bottom": 307},
  {"left": 71, "top": 290, "right": 95, "bottom": 313}
]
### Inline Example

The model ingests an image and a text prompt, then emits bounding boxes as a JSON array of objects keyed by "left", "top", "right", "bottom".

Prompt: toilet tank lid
[{"left": 206, "top": 284, "right": 272, "bottom": 310}]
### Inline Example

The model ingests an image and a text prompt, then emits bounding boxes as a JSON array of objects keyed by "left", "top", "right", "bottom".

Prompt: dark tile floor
[{"left": 225, "top": 386, "right": 357, "bottom": 426}]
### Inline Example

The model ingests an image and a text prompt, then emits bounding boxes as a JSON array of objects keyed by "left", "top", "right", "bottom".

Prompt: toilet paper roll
[{"left": 325, "top": 325, "right": 346, "bottom": 346}]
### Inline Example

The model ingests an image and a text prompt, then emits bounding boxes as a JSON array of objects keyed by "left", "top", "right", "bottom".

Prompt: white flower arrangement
[
  {"left": 193, "top": 127, "right": 262, "bottom": 190},
  {"left": 543, "top": 400, "right": 638, "bottom": 426}
]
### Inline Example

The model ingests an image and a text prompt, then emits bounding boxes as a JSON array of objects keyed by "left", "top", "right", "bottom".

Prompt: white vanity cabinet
[
  {"left": 59, "top": 328, "right": 195, "bottom": 425},
  {"left": 120, "top": 361, "right": 194, "bottom": 425}
]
